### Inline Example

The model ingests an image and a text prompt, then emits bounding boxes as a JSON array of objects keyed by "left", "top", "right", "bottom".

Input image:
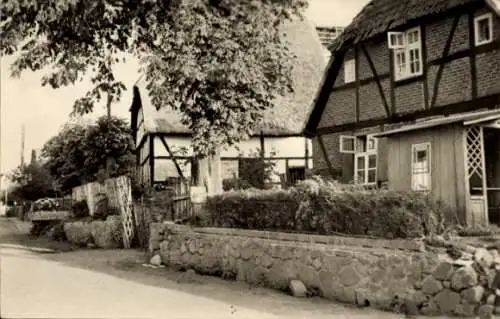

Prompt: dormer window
[
  {"left": 474, "top": 13, "right": 493, "bottom": 46},
  {"left": 387, "top": 27, "right": 423, "bottom": 81}
]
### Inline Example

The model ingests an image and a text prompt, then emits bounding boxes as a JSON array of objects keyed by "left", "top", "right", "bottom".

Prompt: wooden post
[
  {"left": 305, "top": 138, "right": 309, "bottom": 169},
  {"left": 198, "top": 149, "right": 223, "bottom": 196}
]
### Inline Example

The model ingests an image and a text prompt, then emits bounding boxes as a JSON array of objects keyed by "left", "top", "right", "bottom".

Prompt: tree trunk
[{"left": 198, "top": 149, "right": 223, "bottom": 196}]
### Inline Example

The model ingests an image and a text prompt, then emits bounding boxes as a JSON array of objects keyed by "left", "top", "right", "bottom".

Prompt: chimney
[{"left": 316, "top": 26, "right": 345, "bottom": 48}]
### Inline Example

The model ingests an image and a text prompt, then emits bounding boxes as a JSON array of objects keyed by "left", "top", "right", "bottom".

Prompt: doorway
[{"left": 484, "top": 128, "right": 500, "bottom": 225}]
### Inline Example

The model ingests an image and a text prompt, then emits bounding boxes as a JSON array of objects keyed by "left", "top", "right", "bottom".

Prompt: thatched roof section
[
  {"left": 133, "top": 18, "right": 327, "bottom": 136},
  {"left": 329, "top": 0, "right": 484, "bottom": 52}
]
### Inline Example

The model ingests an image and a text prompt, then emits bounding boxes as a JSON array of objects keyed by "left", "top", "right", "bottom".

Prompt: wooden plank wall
[{"left": 386, "top": 124, "right": 466, "bottom": 223}]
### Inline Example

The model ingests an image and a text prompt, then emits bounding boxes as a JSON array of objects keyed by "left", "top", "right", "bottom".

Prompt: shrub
[
  {"left": 33, "top": 198, "right": 60, "bottom": 211},
  {"left": 93, "top": 193, "right": 109, "bottom": 220},
  {"left": 208, "top": 188, "right": 299, "bottom": 230},
  {"left": 71, "top": 200, "right": 89, "bottom": 219},
  {"left": 206, "top": 176, "right": 451, "bottom": 239}
]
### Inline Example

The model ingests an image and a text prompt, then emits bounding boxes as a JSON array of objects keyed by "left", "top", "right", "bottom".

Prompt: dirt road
[{"left": 0, "top": 217, "right": 446, "bottom": 319}]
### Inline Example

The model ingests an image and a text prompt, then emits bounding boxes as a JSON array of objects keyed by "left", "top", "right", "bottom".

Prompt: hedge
[{"left": 206, "top": 177, "right": 451, "bottom": 239}]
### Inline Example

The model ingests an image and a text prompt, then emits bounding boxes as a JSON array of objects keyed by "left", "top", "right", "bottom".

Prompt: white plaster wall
[
  {"left": 154, "top": 158, "right": 191, "bottom": 181},
  {"left": 147, "top": 135, "right": 313, "bottom": 181},
  {"left": 153, "top": 135, "right": 313, "bottom": 160},
  {"left": 154, "top": 136, "right": 193, "bottom": 157}
]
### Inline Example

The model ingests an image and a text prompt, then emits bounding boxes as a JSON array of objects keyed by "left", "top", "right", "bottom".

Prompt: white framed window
[
  {"left": 344, "top": 59, "right": 356, "bottom": 83},
  {"left": 411, "top": 142, "right": 431, "bottom": 191},
  {"left": 340, "top": 135, "right": 356, "bottom": 154},
  {"left": 387, "top": 27, "right": 423, "bottom": 81},
  {"left": 474, "top": 13, "right": 493, "bottom": 46},
  {"left": 355, "top": 153, "right": 377, "bottom": 185},
  {"left": 340, "top": 135, "right": 378, "bottom": 185}
]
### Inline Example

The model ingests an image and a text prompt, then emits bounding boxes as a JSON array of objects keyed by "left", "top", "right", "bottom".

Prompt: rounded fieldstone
[
  {"left": 487, "top": 294, "right": 496, "bottom": 305},
  {"left": 435, "top": 289, "right": 460, "bottom": 314},
  {"left": 338, "top": 266, "right": 361, "bottom": 287},
  {"left": 150, "top": 254, "right": 162, "bottom": 266},
  {"left": 289, "top": 280, "right": 307, "bottom": 297},
  {"left": 421, "top": 275, "right": 443, "bottom": 295},
  {"left": 454, "top": 303, "right": 477, "bottom": 317},
  {"left": 475, "top": 248, "right": 494, "bottom": 269},
  {"left": 460, "top": 285, "right": 484, "bottom": 304},
  {"left": 421, "top": 300, "right": 439, "bottom": 316},
  {"left": 433, "top": 261, "right": 455, "bottom": 280},
  {"left": 451, "top": 266, "right": 478, "bottom": 291},
  {"left": 259, "top": 254, "right": 274, "bottom": 268},
  {"left": 478, "top": 305, "right": 494, "bottom": 319}
]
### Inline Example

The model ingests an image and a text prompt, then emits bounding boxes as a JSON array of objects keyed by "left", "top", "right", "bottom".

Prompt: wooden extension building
[{"left": 305, "top": 0, "right": 500, "bottom": 226}]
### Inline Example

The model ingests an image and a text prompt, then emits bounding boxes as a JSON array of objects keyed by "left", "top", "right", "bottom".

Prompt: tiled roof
[{"left": 316, "top": 26, "right": 344, "bottom": 47}]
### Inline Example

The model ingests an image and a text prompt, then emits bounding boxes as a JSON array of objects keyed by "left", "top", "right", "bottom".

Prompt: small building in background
[{"left": 130, "top": 18, "right": 328, "bottom": 190}]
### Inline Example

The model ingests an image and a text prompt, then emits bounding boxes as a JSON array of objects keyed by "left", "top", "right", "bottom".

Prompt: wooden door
[{"left": 464, "top": 126, "right": 489, "bottom": 227}]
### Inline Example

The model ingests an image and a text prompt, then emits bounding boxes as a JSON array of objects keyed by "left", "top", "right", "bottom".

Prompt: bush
[
  {"left": 33, "top": 198, "right": 60, "bottom": 211},
  {"left": 71, "top": 200, "right": 89, "bottom": 219},
  {"left": 206, "top": 176, "right": 451, "bottom": 239},
  {"left": 209, "top": 188, "right": 299, "bottom": 230}
]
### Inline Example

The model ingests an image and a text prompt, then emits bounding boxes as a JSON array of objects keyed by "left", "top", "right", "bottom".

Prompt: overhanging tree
[
  {"left": 2, "top": 0, "right": 307, "bottom": 193},
  {"left": 41, "top": 116, "right": 135, "bottom": 193}
]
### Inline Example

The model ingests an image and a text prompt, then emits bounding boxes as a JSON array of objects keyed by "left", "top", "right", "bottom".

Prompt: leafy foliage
[
  {"left": 71, "top": 200, "right": 90, "bottom": 219},
  {"left": 1, "top": 0, "right": 307, "bottom": 157},
  {"left": 9, "top": 162, "right": 57, "bottom": 201},
  {"left": 41, "top": 116, "right": 135, "bottom": 192},
  {"left": 207, "top": 177, "right": 451, "bottom": 239},
  {"left": 223, "top": 148, "right": 277, "bottom": 191},
  {"left": 32, "top": 198, "right": 59, "bottom": 211}
]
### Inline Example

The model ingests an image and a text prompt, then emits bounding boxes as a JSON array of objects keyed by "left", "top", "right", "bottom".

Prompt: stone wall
[
  {"left": 150, "top": 223, "right": 500, "bottom": 317},
  {"left": 64, "top": 215, "right": 122, "bottom": 249}
]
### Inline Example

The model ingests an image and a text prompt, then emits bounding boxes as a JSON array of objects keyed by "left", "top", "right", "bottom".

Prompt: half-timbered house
[
  {"left": 304, "top": 0, "right": 500, "bottom": 226},
  {"left": 130, "top": 18, "right": 327, "bottom": 190}
]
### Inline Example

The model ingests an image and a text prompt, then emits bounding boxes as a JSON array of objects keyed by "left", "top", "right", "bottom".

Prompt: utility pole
[
  {"left": 20, "top": 124, "right": 25, "bottom": 168},
  {"left": 105, "top": 93, "right": 112, "bottom": 178},
  {"left": 106, "top": 93, "right": 112, "bottom": 118}
]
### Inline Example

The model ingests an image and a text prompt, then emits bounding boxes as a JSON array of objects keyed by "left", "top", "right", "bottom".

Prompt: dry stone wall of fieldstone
[
  {"left": 64, "top": 215, "right": 123, "bottom": 248},
  {"left": 150, "top": 223, "right": 500, "bottom": 317}
]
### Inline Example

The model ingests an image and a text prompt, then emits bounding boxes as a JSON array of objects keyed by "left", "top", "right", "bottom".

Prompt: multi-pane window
[
  {"left": 340, "top": 135, "right": 378, "bottom": 185},
  {"left": 355, "top": 153, "right": 377, "bottom": 185},
  {"left": 344, "top": 59, "right": 356, "bottom": 83},
  {"left": 474, "top": 13, "right": 493, "bottom": 46},
  {"left": 388, "top": 27, "right": 423, "bottom": 81},
  {"left": 411, "top": 143, "right": 431, "bottom": 191}
]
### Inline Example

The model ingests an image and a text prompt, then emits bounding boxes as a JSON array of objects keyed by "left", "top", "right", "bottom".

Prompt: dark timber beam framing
[
  {"left": 421, "top": 24, "right": 430, "bottom": 110},
  {"left": 317, "top": 135, "right": 337, "bottom": 179},
  {"left": 469, "top": 13, "right": 478, "bottom": 100},
  {"left": 430, "top": 14, "right": 461, "bottom": 109},
  {"left": 158, "top": 135, "right": 185, "bottom": 180},
  {"left": 361, "top": 43, "right": 391, "bottom": 116},
  {"left": 389, "top": 50, "right": 396, "bottom": 115},
  {"left": 310, "top": 94, "right": 500, "bottom": 136},
  {"left": 355, "top": 45, "right": 360, "bottom": 122},
  {"left": 330, "top": 40, "right": 500, "bottom": 93},
  {"left": 304, "top": 48, "right": 348, "bottom": 134},
  {"left": 149, "top": 133, "right": 155, "bottom": 187},
  {"left": 140, "top": 156, "right": 150, "bottom": 167}
]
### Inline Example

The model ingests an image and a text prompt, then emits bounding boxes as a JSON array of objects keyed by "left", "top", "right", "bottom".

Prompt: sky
[{"left": 0, "top": 0, "right": 370, "bottom": 182}]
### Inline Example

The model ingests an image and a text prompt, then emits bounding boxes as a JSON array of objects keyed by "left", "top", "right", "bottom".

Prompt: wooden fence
[
  {"left": 72, "top": 179, "right": 120, "bottom": 216},
  {"left": 133, "top": 178, "right": 193, "bottom": 248},
  {"left": 72, "top": 176, "right": 135, "bottom": 248}
]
